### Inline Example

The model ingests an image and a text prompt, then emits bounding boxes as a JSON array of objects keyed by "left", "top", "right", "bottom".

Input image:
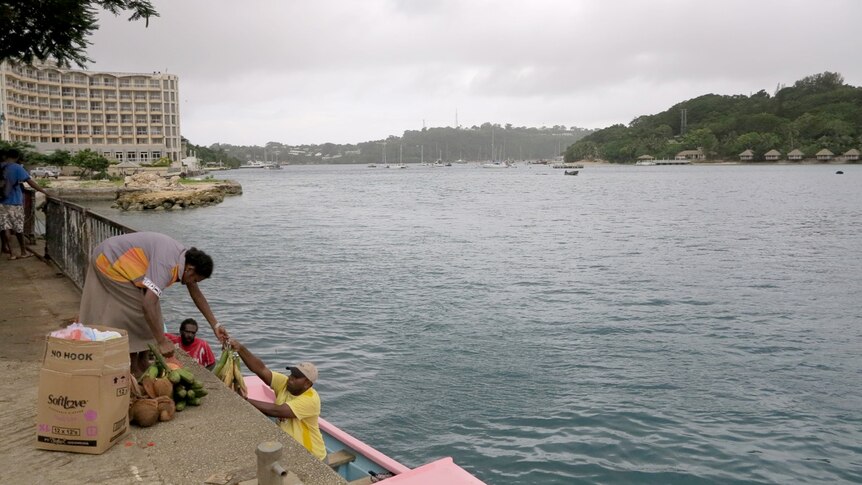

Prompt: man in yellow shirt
[{"left": 230, "top": 340, "right": 325, "bottom": 460}]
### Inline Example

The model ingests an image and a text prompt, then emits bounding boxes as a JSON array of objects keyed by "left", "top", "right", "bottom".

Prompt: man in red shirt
[{"left": 165, "top": 318, "right": 216, "bottom": 370}]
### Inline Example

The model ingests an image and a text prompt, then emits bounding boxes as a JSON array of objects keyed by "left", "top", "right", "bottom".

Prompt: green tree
[
  {"left": 0, "top": 0, "right": 158, "bottom": 67},
  {"left": 0, "top": 140, "right": 46, "bottom": 165},
  {"left": 793, "top": 72, "right": 845, "bottom": 92},
  {"left": 731, "top": 132, "right": 781, "bottom": 159},
  {"left": 680, "top": 128, "right": 719, "bottom": 157},
  {"left": 71, "top": 149, "right": 109, "bottom": 178},
  {"left": 565, "top": 140, "right": 599, "bottom": 161},
  {"left": 46, "top": 150, "right": 72, "bottom": 168}
]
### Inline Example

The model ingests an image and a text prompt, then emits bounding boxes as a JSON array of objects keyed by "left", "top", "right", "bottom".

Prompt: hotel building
[{"left": 0, "top": 62, "right": 182, "bottom": 163}]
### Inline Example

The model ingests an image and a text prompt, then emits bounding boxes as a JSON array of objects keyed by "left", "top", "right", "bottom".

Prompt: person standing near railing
[
  {"left": 1, "top": 148, "right": 48, "bottom": 260},
  {"left": 78, "top": 231, "right": 230, "bottom": 376}
]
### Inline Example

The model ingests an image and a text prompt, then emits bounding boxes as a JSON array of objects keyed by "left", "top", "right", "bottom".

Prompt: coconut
[
  {"left": 140, "top": 376, "right": 158, "bottom": 399},
  {"left": 153, "top": 377, "right": 173, "bottom": 398},
  {"left": 130, "top": 399, "right": 160, "bottom": 427},
  {"left": 156, "top": 396, "right": 175, "bottom": 422},
  {"left": 129, "top": 373, "right": 145, "bottom": 399}
]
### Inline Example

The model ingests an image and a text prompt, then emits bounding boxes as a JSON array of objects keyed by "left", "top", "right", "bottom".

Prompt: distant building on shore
[
  {"left": 816, "top": 148, "right": 834, "bottom": 162},
  {"left": 788, "top": 149, "right": 804, "bottom": 161},
  {"left": 675, "top": 148, "right": 706, "bottom": 161},
  {"left": 0, "top": 61, "right": 182, "bottom": 162},
  {"left": 764, "top": 149, "right": 782, "bottom": 161}
]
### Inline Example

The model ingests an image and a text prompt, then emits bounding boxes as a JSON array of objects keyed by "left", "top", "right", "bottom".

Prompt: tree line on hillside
[
  {"left": 565, "top": 72, "right": 862, "bottom": 163},
  {"left": 182, "top": 139, "right": 244, "bottom": 167},
  {"left": 208, "top": 124, "right": 592, "bottom": 167}
]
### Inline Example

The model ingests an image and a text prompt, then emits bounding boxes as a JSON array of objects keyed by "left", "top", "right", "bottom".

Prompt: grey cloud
[{"left": 86, "top": 0, "right": 862, "bottom": 145}]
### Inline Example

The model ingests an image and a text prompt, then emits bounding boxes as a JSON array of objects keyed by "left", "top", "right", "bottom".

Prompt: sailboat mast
[{"left": 491, "top": 128, "right": 495, "bottom": 162}]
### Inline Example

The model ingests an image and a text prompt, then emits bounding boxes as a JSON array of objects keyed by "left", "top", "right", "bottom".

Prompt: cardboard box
[{"left": 35, "top": 326, "right": 130, "bottom": 454}]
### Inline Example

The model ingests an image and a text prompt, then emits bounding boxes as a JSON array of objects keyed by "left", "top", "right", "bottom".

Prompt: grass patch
[
  {"left": 179, "top": 176, "right": 216, "bottom": 184},
  {"left": 79, "top": 179, "right": 123, "bottom": 188}
]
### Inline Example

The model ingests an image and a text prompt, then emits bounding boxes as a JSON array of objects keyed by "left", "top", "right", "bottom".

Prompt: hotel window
[{"left": 115, "top": 152, "right": 124, "bottom": 161}]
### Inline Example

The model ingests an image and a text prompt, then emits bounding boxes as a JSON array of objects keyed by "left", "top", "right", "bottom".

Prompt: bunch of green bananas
[
  {"left": 143, "top": 343, "right": 208, "bottom": 411},
  {"left": 168, "top": 367, "right": 208, "bottom": 411},
  {"left": 214, "top": 346, "right": 247, "bottom": 397}
]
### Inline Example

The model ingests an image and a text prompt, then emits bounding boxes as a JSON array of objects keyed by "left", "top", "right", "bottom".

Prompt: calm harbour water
[{"left": 96, "top": 164, "right": 861, "bottom": 484}]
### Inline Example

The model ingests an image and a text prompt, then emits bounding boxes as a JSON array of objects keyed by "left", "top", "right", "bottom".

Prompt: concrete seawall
[{"left": 0, "top": 247, "right": 346, "bottom": 484}]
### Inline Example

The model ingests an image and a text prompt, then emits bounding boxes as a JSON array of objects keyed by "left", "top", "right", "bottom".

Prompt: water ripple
[{"left": 92, "top": 164, "right": 862, "bottom": 484}]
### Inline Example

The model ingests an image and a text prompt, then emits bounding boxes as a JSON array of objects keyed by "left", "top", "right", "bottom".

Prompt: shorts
[{"left": 0, "top": 204, "right": 24, "bottom": 233}]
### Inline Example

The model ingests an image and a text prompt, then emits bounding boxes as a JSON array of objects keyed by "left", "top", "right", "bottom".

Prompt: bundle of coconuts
[{"left": 129, "top": 375, "right": 176, "bottom": 426}]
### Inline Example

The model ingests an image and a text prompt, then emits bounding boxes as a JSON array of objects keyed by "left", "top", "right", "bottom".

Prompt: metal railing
[{"left": 44, "top": 197, "right": 136, "bottom": 290}]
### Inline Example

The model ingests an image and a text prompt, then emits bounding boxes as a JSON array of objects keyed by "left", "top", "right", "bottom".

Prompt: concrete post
[{"left": 256, "top": 441, "right": 288, "bottom": 485}]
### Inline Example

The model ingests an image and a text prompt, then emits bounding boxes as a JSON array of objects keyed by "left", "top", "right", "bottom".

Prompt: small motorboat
[{"left": 564, "top": 170, "right": 579, "bottom": 176}]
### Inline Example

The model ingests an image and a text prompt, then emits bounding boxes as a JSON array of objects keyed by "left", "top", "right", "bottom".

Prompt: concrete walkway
[{"left": 0, "top": 245, "right": 345, "bottom": 484}]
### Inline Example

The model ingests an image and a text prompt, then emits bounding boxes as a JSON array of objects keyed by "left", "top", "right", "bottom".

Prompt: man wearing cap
[{"left": 230, "top": 340, "right": 326, "bottom": 460}]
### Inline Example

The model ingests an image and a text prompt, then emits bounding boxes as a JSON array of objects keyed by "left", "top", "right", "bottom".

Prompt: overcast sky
[{"left": 88, "top": 0, "right": 862, "bottom": 146}]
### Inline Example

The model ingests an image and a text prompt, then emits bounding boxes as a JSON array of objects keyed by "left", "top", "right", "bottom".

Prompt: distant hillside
[
  {"left": 202, "top": 124, "right": 592, "bottom": 167},
  {"left": 564, "top": 72, "right": 862, "bottom": 163}
]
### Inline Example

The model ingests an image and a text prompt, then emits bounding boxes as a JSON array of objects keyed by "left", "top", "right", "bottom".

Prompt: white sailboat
[
  {"left": 392, "top": 144, "right": 406, "bottom": 169},
  {"left": 481, "top": 128, "right": 513, "bottom": 168}
]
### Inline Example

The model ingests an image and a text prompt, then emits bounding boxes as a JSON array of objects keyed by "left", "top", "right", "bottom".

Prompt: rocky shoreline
[{"left": 47, "top": 174, "right": 242, "bottom": 211}]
